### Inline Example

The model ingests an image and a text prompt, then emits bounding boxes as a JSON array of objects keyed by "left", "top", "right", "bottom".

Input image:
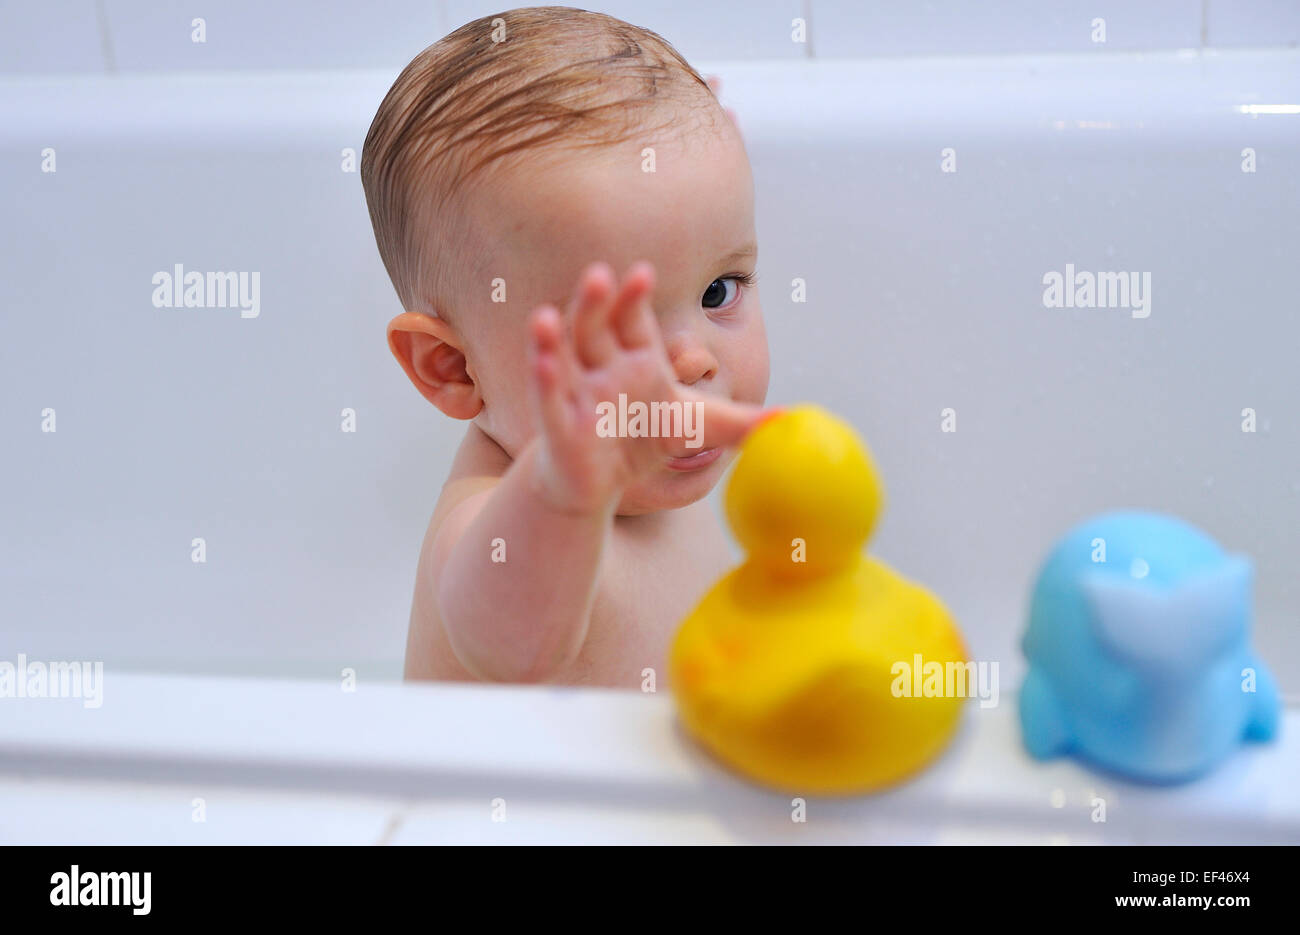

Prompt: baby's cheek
[
  {"left": 484, "top": 364, "right": 535, "bottom": 452},
  {"left": 734, "top": 318, "right": 770, "bottom": 405}
]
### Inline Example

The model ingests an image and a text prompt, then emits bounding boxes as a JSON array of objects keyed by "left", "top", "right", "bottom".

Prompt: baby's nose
[{"left": 668, "top": 337, "right": 718, "bottom": 387}]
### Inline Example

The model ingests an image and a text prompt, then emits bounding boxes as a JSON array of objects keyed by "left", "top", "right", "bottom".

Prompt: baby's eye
[{"left": 701, "top": 275, "right": 751, "bottom": 311}]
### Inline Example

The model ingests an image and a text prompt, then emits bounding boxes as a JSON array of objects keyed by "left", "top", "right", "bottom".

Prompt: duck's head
[{"left": 724, "top": 405, "right": 883, "bottom": 577}]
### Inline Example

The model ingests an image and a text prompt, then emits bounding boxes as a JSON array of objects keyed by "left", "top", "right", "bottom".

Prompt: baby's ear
[{"left": 387, "top": 312, "right": 481, "bottom": 419}]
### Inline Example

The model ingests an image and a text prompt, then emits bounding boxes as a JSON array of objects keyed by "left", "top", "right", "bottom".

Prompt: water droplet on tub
[{"left": 1130, "top": 558, "right": 1149, "bottom": 579}]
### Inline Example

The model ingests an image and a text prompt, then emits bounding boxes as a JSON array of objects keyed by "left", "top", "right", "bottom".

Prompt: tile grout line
[
  {"left": 373, "top": 802, "right": 413, "bottom": 845},
  {"left": 94, "top": 0, "right": 117, "bottom": 75},
  {"left": 803, "top": 0, "right": 815, "bottom": 59}
]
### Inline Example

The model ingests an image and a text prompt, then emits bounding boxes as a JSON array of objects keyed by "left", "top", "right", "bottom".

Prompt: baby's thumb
[{"left": 684, "top": 394, "right": 778, "bottom": 450}]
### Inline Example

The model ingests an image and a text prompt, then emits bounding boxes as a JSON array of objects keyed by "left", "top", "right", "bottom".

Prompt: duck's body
[
  {"left": 672, "top": 555, "right": 967, "bottom": 794},
  {"left": 669, "top": 406, "right": 969, "bottom": 795}
]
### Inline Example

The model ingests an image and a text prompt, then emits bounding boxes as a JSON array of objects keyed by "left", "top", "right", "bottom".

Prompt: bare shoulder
[
  {"left": 405, "top": 424, "right": 511, "bottom": 681},
  {"left": 432, "top": 423, "right": 513, "bottom": 525}
]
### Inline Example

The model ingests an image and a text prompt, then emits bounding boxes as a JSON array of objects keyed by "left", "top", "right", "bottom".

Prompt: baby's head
[{"left": 362, "top": 6, "right": 769, "bottom": 512}]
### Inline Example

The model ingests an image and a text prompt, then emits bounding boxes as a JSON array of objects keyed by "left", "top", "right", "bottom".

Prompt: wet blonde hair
[{"left": 361, "top": 6, "right": 715, "bottom": 317}]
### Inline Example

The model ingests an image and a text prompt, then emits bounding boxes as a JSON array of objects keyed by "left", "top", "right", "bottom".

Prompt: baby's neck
[{"left": 613, "top": 505, "right": 676, "bottom": 538}]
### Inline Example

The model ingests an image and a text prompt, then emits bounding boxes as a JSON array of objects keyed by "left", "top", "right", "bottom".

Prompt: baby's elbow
[{"left": 436, "top": 582, "right": 579, "bottom": 683}]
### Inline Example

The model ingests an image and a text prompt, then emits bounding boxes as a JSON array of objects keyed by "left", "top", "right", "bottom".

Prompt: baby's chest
[{"left": 584, "top": 516, "right": 734, "bottom": 673}]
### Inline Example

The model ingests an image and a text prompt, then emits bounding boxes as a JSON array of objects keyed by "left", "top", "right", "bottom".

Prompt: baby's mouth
[{"left": 665, "top": 447, "right": 722, "bottom": 472}]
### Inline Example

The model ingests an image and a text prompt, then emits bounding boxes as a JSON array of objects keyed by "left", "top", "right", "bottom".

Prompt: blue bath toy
[{"left": 1019, "top": 511, "right": 1279, "bottom": 782}]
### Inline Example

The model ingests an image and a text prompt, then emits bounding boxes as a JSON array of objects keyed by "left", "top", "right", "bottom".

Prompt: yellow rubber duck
[{"left": 670, "top": 405, "right": 969, "bottom": 795}]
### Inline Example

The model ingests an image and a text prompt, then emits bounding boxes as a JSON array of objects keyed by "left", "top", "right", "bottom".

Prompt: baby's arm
[
  {"left": 432, "top": 262, "right": 763, "bottom": 682},
  {"left": 430, "top": 442, "right": 613, "bottom": 682}
]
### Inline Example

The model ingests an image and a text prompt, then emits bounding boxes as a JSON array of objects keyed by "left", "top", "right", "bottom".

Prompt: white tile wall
[
  {"left": 0, "top": 775, "right": 398, "bottom": 844},
  {"left": 6, "top": 1, "right": 1300, "bottom": 75},
  {"left": 810, "top": 0, "right": 1203, "bottom": 59},
  {"left": 0, "top": 0, "right": 105, "bottom": 74},
  {"left": 1207, "top": 0, "right": 1300, "bottom": 47},
  {"left": 444, "top": 0, "right": 809, "bottom": 62},
  {"left": 387, "top": 799, "right": 740, "bottom": 845},
  {"left": 101, "top": 0, "right": 444, "bottom": 73}
]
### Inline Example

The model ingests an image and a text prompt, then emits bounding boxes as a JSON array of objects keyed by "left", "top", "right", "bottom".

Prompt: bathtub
[
  {"left": 0, "top": 671, "right": 1295, "bottom": 844},
  {"left": 2, "top": 44, "right": 1298, "bottom": 842}
]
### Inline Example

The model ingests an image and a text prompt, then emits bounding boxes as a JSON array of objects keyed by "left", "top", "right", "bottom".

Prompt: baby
[{"left": 361, "top": 7, "right": 771, "bottom": 688}]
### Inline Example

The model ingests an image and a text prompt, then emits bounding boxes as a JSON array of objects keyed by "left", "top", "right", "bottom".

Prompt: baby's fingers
[
  {"left": 529, "top": 304, "right": 575, "bottom": 439},
  {"left": 610, "top": 261, "right": 658, "bottom": 349},
  {"left": 572, "top": 262, "right": 617, "bottom": 368}
]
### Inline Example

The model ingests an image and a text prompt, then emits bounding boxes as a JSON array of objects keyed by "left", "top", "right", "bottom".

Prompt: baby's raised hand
[{"left": 527, "top": 261, "right": 763, "bottom": 513}]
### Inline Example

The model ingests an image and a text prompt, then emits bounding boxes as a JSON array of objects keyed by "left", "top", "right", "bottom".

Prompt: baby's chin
[{"left": 614, "top": 448, "right": 735, "bottom": 516}]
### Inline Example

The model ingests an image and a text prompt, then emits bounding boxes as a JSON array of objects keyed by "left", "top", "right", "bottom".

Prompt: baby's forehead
[
  {"left": 464, "top": 126, "right": 753, "bottom": 295},
  {"left": 479, "top": 100, "right": 728, "bottom": 190},
  {"left": 478, "top": 117, "right": 748, "bottom": 231}
]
